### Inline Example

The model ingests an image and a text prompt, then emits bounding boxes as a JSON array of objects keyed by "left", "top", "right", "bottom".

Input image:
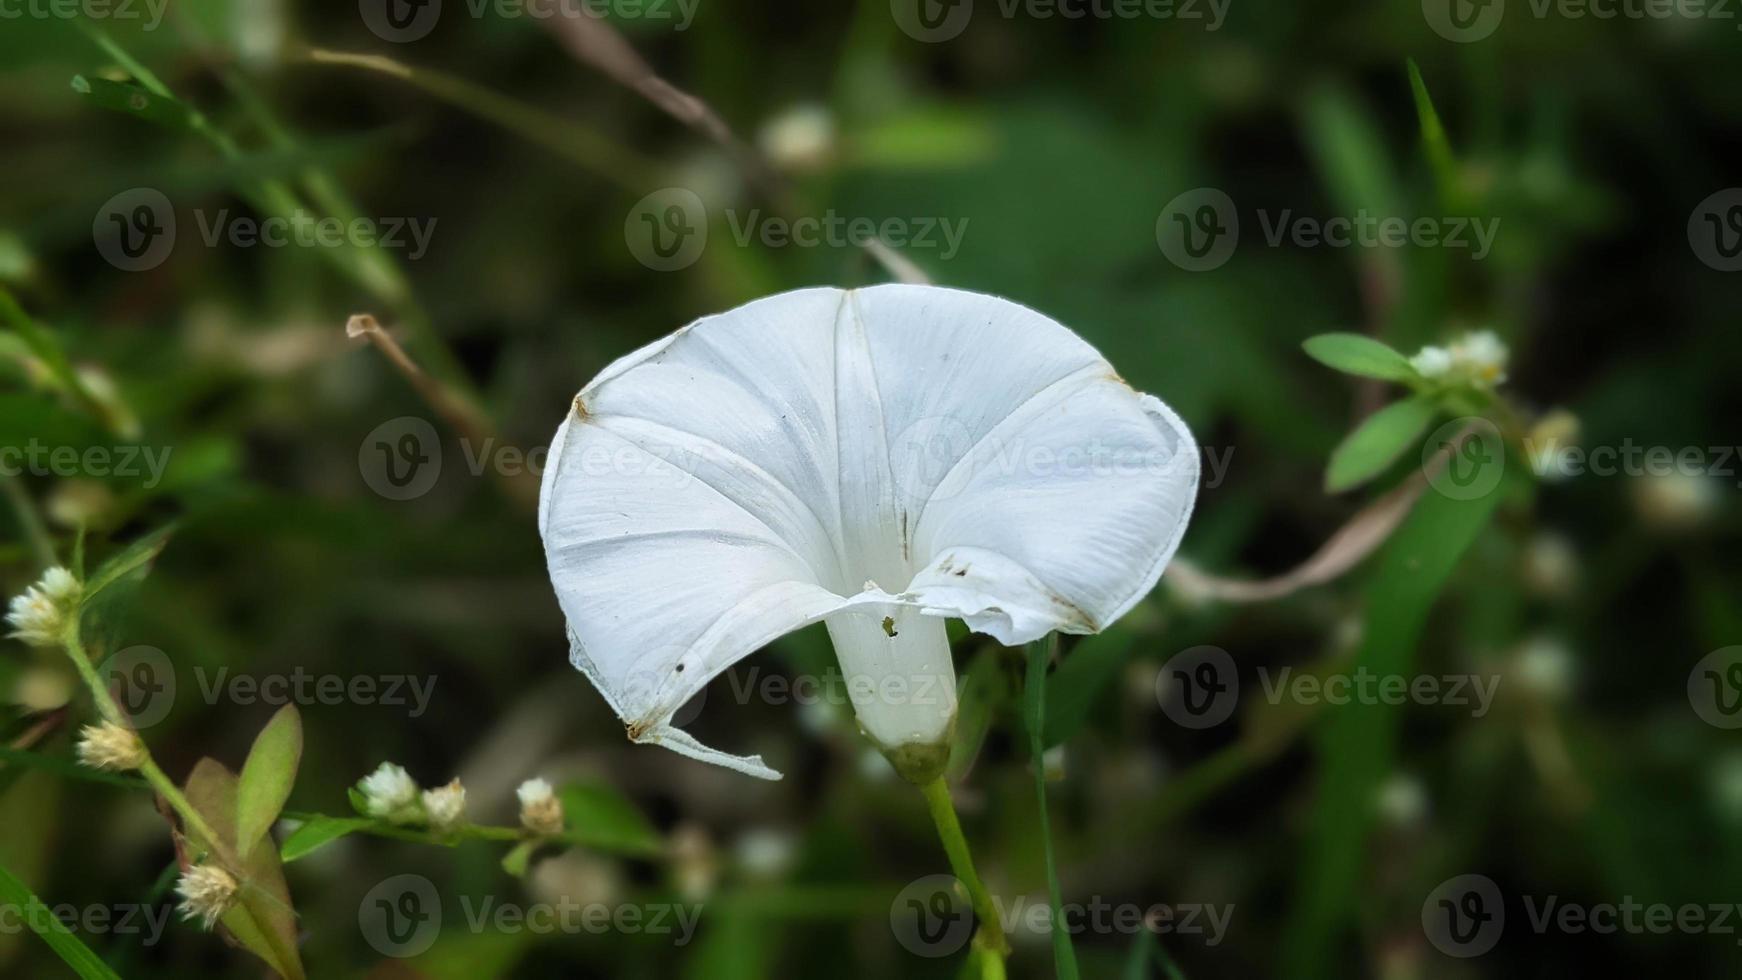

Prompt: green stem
[
  {"left": 60, "top": 618, "right": 232, "bottom": 866},
  {"left": 918, "top": 777, "right": 1009, "bottom": 961}
]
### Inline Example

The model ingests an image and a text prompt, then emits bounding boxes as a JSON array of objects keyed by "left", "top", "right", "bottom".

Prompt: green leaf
[
  {"left": 78, "top": 524, "right": 176, "bottom": 654},
  {"left": 0, "top": 862, "right": 122, "bottom": 979},
  {"left": 71, "top": 74, "right": 198, "bottom": 131},
  {"left": 237, "top": 705, "right": 303, "bottom": 852},
  {"left": 1042, "top": 631, "right": 1137, "bottom": 749},
  {"left": 1324, "top": 396, "right": 1439, "bottom": 492},
  {"left": 1280, "top": 478, "right": 1507, "bottom": 977},
  {"left": 1406, "top": 59, "right": 1459, "bottom": 205},
  {"left": 346, "top": 785, "right": 372, "bottom": 817},
  {"left": 280, "top": 815, "right": 373, "bottom": 863},
  {"left": 1301, "top": 332, "right": 1417, "bottom": 382},
  {"left": 185, "top": 759, "right": 306, "bottom": 980},
  {"left": 500, "top": 840, "right": 537, "bottom": 878},
  {"left": 1024, "top": 637, "right": 1080, "bottom": 980},
  {"left": 558, "top": 781, "right": 662, "bottom": 855}
]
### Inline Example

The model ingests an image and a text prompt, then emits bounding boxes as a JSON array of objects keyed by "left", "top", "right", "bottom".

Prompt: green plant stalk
[
  {"left": 918, "top": 777, "right": 1009, "bottom": 965},
  {"left": 59, "top": 616, "right": 232, "bottom": 868}
]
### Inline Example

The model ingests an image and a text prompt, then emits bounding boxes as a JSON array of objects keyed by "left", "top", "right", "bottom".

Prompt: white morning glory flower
[{"left": 539, "top": 285, "right": 1199, "bottom": 780}]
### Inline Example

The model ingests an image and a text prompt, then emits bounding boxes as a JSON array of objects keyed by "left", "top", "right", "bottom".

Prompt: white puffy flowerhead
[
  {"left": 1410, "top": 329, "right": 1508, "bottom": 389},
  {"left": 76, "top": 721, "right": 147, "bottom": 772},
  {"left": 517, "top": 778, "right": 564, "bottom": 835},
  {"left": 421, "top": 778, "right": 467, "bottom": 830},
  {"left": 539, "top": 285, "right": 1199, "bottom": 780},
  {"left": 6, "top": 566, "right": 81, "bottom": 648},
  {"left": 359, "top": 762, "right": 421, "bottom": 823},
  {"left": 175, "top": 864, "right": 238, "bottom": 931}
]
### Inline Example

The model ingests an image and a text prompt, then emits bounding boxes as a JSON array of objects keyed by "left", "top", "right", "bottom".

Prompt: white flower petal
[{"left": 540, "top": 285, "right": 1198, "bottom": 777}]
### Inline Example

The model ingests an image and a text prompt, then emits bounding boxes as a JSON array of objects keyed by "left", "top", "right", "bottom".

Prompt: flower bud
[
  {"left": 358, "top": 762, "right": 422, "bottom": 824},
  {"left": 517, "top": 778, "right": 564, "bottom": 836},
  {"left": 6, "top": 567, "right": 80, "bottom": 648},
  {"left": 175, "top": 864, "right": 238, "bottom": 931},
  {"left": 421, "top": 778, "right": 466, "bottom": 831},
  {"left": 76, "top": 721, "right": 147, "bottom": 772}
]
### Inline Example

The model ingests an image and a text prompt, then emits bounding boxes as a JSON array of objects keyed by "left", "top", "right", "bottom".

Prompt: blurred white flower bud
[
  {"left": 758, "top": 103, "right": 836, "bottom": 173},
  {"left": 517, "top": 778, "right": 565, "bottom": 836},
  {"left": 421, "top": 778, "right": 467, "bottom": 830}
]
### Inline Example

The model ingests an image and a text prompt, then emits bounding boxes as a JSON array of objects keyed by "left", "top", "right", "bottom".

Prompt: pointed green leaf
[
  {"left": 78, "top": 524, "right": 176, "bottom": 655},
  {"left": 1406, "top": 59, "right": 1459, "bottom": 204},
  {"left": 280, "top": 815, "right": 373, "bottom": 863},
  {"left": 0, "top": 862, "right": 122, "bottom": 979},
  {"left": 1281, "top": 473, "right": 1508, "bottom": 977},
  {"left": 1325, "top": 397, "right": 1439, "bottom": 492},
  {"left": 1302, "top": 333, "right": 1417, "bottom": 382},
  {"left": 501, "top": 840, "right": 538, "bottom": 878},
  {"left": 237, "top": 705, "right": 303, "bottom": 852},
  {"left": 186, "top": 759, "right": 306, "bottom": 980}
]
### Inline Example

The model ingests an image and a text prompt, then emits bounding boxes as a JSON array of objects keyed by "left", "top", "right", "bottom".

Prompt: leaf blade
[
  {"left": 1325, "top": 396, "right": 1439, "bottom": 492},
  {"left": 1301, "top": 332, "right": 1417, "bottom": 382},
  {"left": 0, "top": 862, "right": 123, "bottom": 979},
  {"left": 237, "top": 705, "right": 304, "bottom": 853}
]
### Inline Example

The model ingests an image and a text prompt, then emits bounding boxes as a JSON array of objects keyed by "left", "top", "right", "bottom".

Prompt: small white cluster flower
[
  {"left": 359, "top": 762, "right": 422, "bottom": 824},
  {"left": 421, "top": 778, "right": 467, "bottom": 831},
  {"left": 1409, "top": 329, "right": 1509, "bottom": 389},
  {"left": 516, "top": 778, "right": 564, "bottom": 836},
  {"left": 76, "top": 721, "right": 147, "bottom": 772},
  {"left": 6, "top": 567, "right": 81, "bottom": 648},
  {"left": 175, "top": 864, "right": 238, "bottom": 931}
]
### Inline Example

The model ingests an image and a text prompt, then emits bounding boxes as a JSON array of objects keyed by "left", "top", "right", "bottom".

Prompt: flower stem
[
  {"left": 918, "top": 777, "right": 1009, "bottom": 962},
  {"left": 60, "top": 618, "right": 232, "bottom": 865}
]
